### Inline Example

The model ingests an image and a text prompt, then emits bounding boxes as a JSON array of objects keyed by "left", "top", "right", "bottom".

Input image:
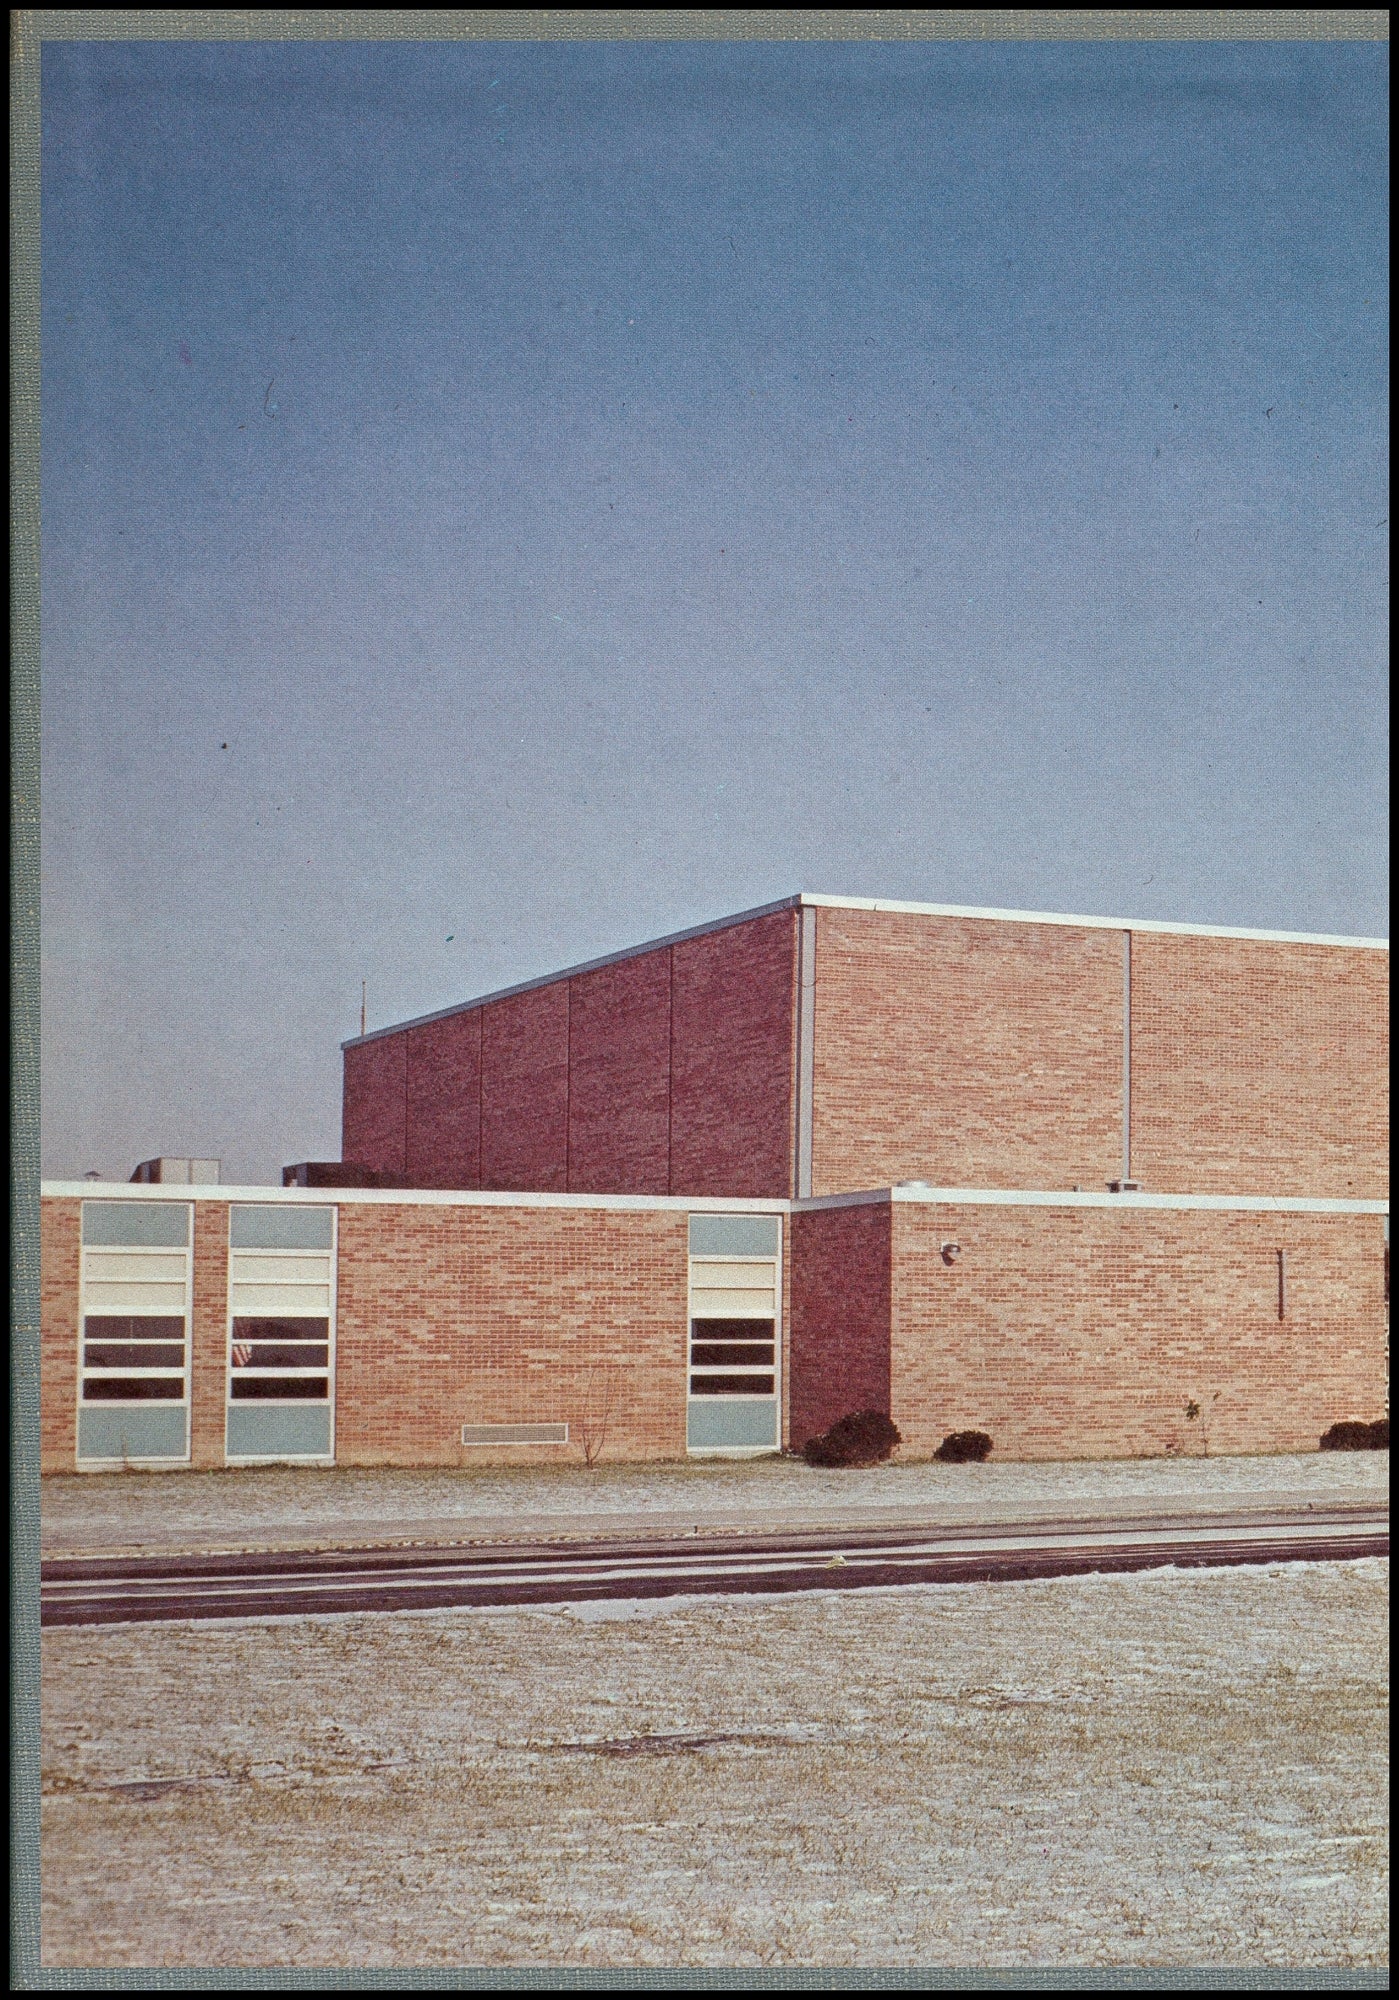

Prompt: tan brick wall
[
  {"left": 809, "top": 909, "right": 1387, "bottom": 1201},
  {"left": 1130, "top": 933, "right": 1388, "bottom": 1199},
  {"left": 42, "top": 1193, "right": 1384, "bottom": 1474},
  {"left": 333, "top": 1203, "right": 693, "bottom": 1466},
  {"left": 190, "top": 1202, "right": 230, "bottom": 1470},
  {"left": 891, "top": 1201, "right": 1389, "bottom": 1461},
  {"left": 40, "top": 1197, "right": 81, "bottom": 1474},
  {"left": 812, "top": 907, "right": 1124, "bottom": 1195}
]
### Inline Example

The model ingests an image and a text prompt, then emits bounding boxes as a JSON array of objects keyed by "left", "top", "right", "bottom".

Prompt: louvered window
[
  {"left": 226, "top": 1205, "right": 336, "bottom": 1461},
  {"left": 687, "top": 1214, "right": 781, "bottom": 1453},
  {"left": 78, "top": 1202, "right": 192, "bottom": 1463}
]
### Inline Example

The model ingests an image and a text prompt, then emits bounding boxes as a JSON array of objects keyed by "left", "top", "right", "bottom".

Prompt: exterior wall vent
[{"left": 461, "top": 1421, "right": 568, "bottom": 1446}]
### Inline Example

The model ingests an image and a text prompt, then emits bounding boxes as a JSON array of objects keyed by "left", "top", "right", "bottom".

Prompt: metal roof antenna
[{"left": 360, "top": 981, "right": 366, "bottom": 1038}]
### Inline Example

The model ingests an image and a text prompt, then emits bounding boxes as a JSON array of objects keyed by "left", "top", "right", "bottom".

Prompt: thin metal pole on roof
[{"left": 361, "top": 981, "right": 366, "bottom": 1037}]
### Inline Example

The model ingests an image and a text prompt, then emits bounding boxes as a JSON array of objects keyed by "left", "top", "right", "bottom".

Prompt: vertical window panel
[
  {"left": 77, "top": 1205, "right": 191, "bottom": 1463},
  {"left": 687, "top": 1214, "right": 782, "bottom": 1453},
  {"left": 226, "top": 1207, "right": 336, "bottom": 1461}
]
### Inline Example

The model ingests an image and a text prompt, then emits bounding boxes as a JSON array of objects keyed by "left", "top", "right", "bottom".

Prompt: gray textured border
[
  {"left": 12, "top": 16, "right": 44, "bottom": 1991},
  {"left": 10, "top": 10, "right": 1395, "bottom": 42},
  {"left": 11, "top": 10, "right": 1390, "bottom": 1992},
  {"left": 16, "top": 1969, "right": 1398, "bottom": 1990}
]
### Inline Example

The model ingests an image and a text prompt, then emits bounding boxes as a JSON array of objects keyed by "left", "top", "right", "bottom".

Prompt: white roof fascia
[
  {"left": 42, "top": 1181, "right": 789, "bottom": 1215},
  {"left": 797, "top": 893, "right": 1388, "bottom": 951},
  {"left": 799, "top": 1185, "right": 1388, "bottom": 1216},
  {"left": 46, "top": 1181, "right": 1387, "bottom": 1218},
  {"left": 342, "top": 893, "right": 1386, "bottom": 1051}
]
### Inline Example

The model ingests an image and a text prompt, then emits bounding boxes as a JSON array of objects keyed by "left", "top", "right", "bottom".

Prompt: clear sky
[{"left": 40, "top": 38, "right": 1388, "bottom": 1184}]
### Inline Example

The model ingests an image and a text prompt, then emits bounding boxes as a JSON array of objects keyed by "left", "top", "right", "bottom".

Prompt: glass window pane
[
  {"left": 230, "top": 1377, "right": 329, "bottom": 1400},
  {"left": 688, "top": 1373, "right": 775, "bottom": 1397},
  {"left": 232, "top": 1345, "right": 330, "bottom": 1370},
  {"left": 78, "top": 1406, "right": 188, "bottom": 1461},
  {"left": 82, "top": 1378, "right": 185, "bottom": 1401},
  {"left": 84, "top": 1344, "right": 186, "bottom": 1369},
  {"left": 229, "top": 1205, "right": 334, "bottom": 1250},
  {"left": 83, "top": 1316, "right": 185, "bottom": 1340},
  {"left": 690, "top": 1318, "right": 775, "bottom": 1342},
  {"left": 230, "top": 1317, "right": 330, "bottom": 1342},
  {"left": 82, "top": 1202, "right": 191, "bottom": 1247},
  {"left": 688, "top": 1214, "right": 780, "bottom": 1258},
  {"left": 687, "top": 1400, "right": 779, "bottom": 1450},
  {"left": 226, "top": 1405, "right": 331, "bottom": 1459},
  {"left": 692, "top": 1343, "right": 775, "bottom": 1367}
]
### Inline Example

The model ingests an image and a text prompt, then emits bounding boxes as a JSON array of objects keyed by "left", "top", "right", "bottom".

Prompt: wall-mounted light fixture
[{"left": 940, "top": 1242, "right": 961, "bottom": 1265}]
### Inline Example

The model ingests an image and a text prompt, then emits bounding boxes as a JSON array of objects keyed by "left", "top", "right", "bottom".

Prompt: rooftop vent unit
[
  {"left": 282, "top": 1161, "right": 403, "bottom": 1189},
  {"left": 130, "top": 1157, "right": 221, "bottom": 1185}
]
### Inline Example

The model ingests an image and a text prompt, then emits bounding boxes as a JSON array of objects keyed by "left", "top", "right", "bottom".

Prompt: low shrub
[
  {"left": 1319, "top": 1418, "right": 1389, "bottom": 1451},
  {"left": 934, "top": 1429, "right": 993, "bottom": 1463},
  {"left": 802, "top": 1409, "right": 902, "bottom": 1468}
]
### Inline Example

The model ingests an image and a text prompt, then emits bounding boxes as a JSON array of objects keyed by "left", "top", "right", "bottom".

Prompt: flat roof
[
  {"left": 44, "top": 1181, "right": 1388, "bottom": 1217},
  {"left": 806, "top": 1185, "right": 1390, "bottom": 1217},
  {"left": 40, "top": 1181, "right": 788, "bottom": 1214},
  {"left": 342, "top": 892, "right": 1389, "bottom": 1049}
]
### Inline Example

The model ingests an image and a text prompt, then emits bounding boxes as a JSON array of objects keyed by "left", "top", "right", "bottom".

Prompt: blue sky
[{"left": 41, "top": 38, "right": 1388, "bottom": 1181}]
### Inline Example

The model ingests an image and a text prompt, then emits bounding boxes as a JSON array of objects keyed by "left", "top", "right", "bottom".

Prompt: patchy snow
[
  {"left": 41, "top": 1557, "right": 1388, "bottom": 1969},
  {"left": 41, "top": 1450, "right": 1389, "bottom": 1554}
]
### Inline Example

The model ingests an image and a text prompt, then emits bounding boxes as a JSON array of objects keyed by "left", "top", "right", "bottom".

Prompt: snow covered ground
[
  {"left": 41, "top": 1449, "right": 1389, "bottom": 1554},
  {"left": 41, "top": 1556, "right": 1388, "bottom": 1969}
]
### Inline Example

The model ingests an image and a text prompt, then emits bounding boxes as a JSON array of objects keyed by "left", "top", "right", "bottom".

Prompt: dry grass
[{"left": 41, "top": 1558, "right": 1388, "bottom": 1969}]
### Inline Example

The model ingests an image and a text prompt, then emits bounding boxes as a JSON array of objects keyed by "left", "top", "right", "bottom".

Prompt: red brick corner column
[{"left": 787, "top": 1199, "right": 892, "bottom": 1449}]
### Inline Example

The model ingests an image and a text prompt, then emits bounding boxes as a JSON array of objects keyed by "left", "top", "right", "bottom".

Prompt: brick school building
[{"left": 41, "top": 894, "right": 1388, "bottom": 1472}]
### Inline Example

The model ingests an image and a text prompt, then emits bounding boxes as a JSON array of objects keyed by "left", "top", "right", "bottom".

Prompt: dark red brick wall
[
  {"left": 891, "top": 1199, "right": 1389, "bottom": 1461},
  {"left": 480, "top": 984, "right": 570, "bottom": 1193},
  {"left": 1130, "top": 933, "right": 1389, "bottom": 1199},
  {"left": 342, "top": 1033, "right": 407, "bottom": 1177},
  {"left": 811, "top": 907, "right": 1123, "bottom": 1196},
  {"left": 567, "top": 951, "right": 672, "bottom": 1195},
  {"left": 406, "top": 1011, "right": 483, "bottom": 1190},
  {"left": 333, "top": 1202, "right": 691, "bottom": 1465},
  {"left": 787, "top": 1202, "right": 892, "bottom": 1448},
  {"left": 340, "top": 909, "right": 800, "bottom": 1196},
  {"left": 669, "top": 911, "right": 798, "bottom": 1196}
]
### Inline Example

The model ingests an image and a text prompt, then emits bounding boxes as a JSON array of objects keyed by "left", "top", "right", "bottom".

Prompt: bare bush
[{"left": 577, "top": 1366, "right": 619, "bottom": 1469}]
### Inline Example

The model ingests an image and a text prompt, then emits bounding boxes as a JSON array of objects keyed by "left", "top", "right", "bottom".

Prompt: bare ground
[
  {"left": 40, "top": 1449, "right": 1390, "bottom": 1555},
  {"left": 41, "top": 1557, "right": 1388, "bottom": 1970}
]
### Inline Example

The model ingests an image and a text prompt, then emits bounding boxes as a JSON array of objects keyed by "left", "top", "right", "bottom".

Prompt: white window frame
[
  {"left": 686, "top": 1235, "right": 782, "bottom": 1457},
  {"left": 224, "top": 1206, "right": 338, "bottom": 1466},
  {"left": 75, "top": 1206, "right": 193, "bottom": 1469}
]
